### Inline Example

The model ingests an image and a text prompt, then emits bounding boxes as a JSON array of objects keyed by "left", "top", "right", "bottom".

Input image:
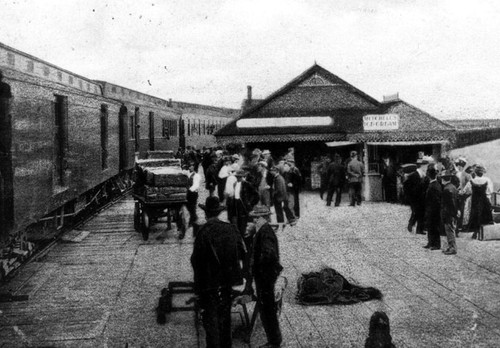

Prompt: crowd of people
[
  {"left": 186, "top": 146, "right": 301, "bottom": 348},
  {"left": 184, "top": 144, "right": 496, "bottom": 347},
  {"left": 403, "top": 154, "right": 495, "bottom": 255}
]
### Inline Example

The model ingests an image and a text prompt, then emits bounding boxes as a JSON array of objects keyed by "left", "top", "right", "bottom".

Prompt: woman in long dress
[{"left": 463, "top": 165, "right": 494, "bottom": 239}]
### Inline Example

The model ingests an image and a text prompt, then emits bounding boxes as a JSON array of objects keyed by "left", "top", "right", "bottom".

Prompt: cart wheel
[
  {"left": 178, "top": 205, "right": 189, "bottom": 235},
  {"left": 142, "top": 210, "right": 150, "bottom": 241},
  {"left": 134, "top": 202, "right": 141, "bottom": 232}
]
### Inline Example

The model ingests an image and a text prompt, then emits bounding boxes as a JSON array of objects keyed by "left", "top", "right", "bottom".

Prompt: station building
[{"left": 215, "top": 64, "right": 459, "bottom": 201}]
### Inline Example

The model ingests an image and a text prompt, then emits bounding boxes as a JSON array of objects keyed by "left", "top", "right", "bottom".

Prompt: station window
[
  {"left": 44, "top": 66, "right": 50, "bottom": 77},
  {"left": 101, "top": 104, "right": 109, "bottom": 170},
  {"left": 57, "top": 71, "right": 63, "bottom": 81},
  {"left": 68, "top": 75, "right": 73, "bottom": 84}
]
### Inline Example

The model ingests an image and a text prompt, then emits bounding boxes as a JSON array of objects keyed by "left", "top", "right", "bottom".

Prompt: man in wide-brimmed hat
[
  {"left": 440, "top": 170, "right": 459, "bottom": 254},
  {"left": 249, "top": 205, "right": 283, "bottom": 348},
  {"left": 191, "top": 196, "right": 246, "bottom": 348}
]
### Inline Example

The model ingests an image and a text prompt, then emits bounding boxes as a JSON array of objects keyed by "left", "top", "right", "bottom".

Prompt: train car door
[
  {"left": 119, "top": 105, "right": 128, "bottom": 171},
  {"left": 149, "top": 111, "right": 155, "bottom": 151},
  {"left": 0, "top": 77, "right": 13, "bottom": 235},
  {"left": 179, "top": 115, "right": 186, "bottom": 149}
]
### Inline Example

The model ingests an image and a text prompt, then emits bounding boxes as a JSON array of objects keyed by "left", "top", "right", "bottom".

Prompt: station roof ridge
[{"left": 380, "top": 99, "right": 455, "bottom": 131}]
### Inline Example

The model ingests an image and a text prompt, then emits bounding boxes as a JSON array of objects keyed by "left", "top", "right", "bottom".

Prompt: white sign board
[
  {"left": 236, "top": 116, "right": 333, "bottom": 128},
  {"left": 363, "top": 114, "right": 399, "bottom": 131}
]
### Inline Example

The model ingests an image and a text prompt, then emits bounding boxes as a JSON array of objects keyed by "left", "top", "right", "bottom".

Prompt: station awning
[
  {"left": 366, "top": 140, "right": 448, "bottom": 146},
  {"left": 325, "top": 141, "right": 358, "bottom": 147}
]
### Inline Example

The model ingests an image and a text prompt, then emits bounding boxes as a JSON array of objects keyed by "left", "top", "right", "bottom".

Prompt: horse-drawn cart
[{"left": 132, "top": 157, "right": 189, "bottom": 240}]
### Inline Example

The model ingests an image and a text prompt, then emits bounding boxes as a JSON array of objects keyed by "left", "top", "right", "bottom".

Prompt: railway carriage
[{"left": 0, "top": 43, "right": 236, "bottom": 261}]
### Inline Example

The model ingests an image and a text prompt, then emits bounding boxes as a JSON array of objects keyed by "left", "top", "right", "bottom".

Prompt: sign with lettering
[
  {"left": 237, "top": 116, "right": 333, "bottom": 128},
  {"left": 363, "top": 114, "right": 399, "bottom": 131}
]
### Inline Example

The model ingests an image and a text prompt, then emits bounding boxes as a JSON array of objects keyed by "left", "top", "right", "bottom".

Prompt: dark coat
[
  {"left": 272, "top": 173, "right": 287, "bottom": 202},
  {"left": 425, "top": 180, "right": 442, "bottom": 227},
  {"left": 405, "top": 170, "right": 428, "bottom": 206},
  {"left": 326, "top": 162, "right": 346, "bottom": 187},
  {"left": 191, "top": 218, "right": 246, "bottom": 293},
  {"left": 238, "top": 180, "right": 260, "bottom": 214},
  {"left": 441, "top": 182, "right": 458, "bottom": 223},
  {"left": 205, "top": 163, "right": 219, "bottom": 190},
  {"left": 252, "top": 223, "right": 283, "bottom": 283},
  {"left": 283, "top": 167, "right": 302, "bottom": 193}
]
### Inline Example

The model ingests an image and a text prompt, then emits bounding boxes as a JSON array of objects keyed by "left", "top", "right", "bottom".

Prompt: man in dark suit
[
  {"left": 270, "top": 166, "right": 296, "bottom": 231},
  {"left": 284, "top": 159, "right": 302, "bottom": 218},
  {"left": 405, "top": 158, "right": 430, "bottom": 234},
  {"left": 424, "top": 164, "right": 441, "bottom": 250},
  {"left": 346, "top": 150, "right": 364, "bottom": 206},
  {"left": 249, "top": 205, "right": 283, "bottom": 348},
  {"left": 326, "top": 153, "right": 346, "bottom": 207},
  {"left": 441, "top": 170, "right": 459, "bottom": 255},
  {"left": 191, "top": 196, "right": 246, "bottom": 348}
]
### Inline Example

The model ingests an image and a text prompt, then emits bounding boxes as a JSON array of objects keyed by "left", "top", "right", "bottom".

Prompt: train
[{"left": 0, "top": 42, "right": 238, "bottom": 260}]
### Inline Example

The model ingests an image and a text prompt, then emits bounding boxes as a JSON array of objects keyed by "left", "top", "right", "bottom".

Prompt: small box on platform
[{"left": 480, "top": 224, "right": 500, "bottom": 241}]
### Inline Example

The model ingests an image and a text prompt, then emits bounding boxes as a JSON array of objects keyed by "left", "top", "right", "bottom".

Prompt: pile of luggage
[{"left": 133, "top": 157, "right": 188, "bottom": 202}]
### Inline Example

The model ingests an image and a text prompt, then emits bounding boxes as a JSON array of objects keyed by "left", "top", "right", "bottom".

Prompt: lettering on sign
[
  {"left": 237, "top": 116, "right": 333, "bottom": 128},
  {"left": 363, "top": 114, "right": 400, "bottom": 131}
]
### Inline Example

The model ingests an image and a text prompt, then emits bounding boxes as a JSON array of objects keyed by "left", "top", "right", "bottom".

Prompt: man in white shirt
[{"left": 186, "top": 161, "right": 201, "bottom": 232}]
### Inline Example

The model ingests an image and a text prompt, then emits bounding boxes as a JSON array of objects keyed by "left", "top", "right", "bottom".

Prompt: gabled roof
[
  {"left": 216, "top": 64, "right": 380, "bottom": 137},
  {"left": 216, "top": 64, "right": 456, "bottom": 144},
  {"left": 379, "top": 100, "right": 455, "bottom": 132}
]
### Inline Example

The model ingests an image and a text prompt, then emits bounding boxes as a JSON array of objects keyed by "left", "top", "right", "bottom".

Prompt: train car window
[
  {"left": 7, "top": 53, "right": 15, "bottom": 66},
  {"left": 172, "top": 120, "right": 178, "bottom": 136},
  {"left": 101, "top": 104, "right": 109, "bottom": 170},
  {"left": 162, "top": 119, "right": 169, "bottom": 139},
  {"left": 27, "top": 60, "right": 34, "bottom": 72}
]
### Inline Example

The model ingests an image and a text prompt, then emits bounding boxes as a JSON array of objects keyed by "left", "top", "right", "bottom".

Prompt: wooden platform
[{"left": 1, "top": 191, "right": 500, "bottom": 347}]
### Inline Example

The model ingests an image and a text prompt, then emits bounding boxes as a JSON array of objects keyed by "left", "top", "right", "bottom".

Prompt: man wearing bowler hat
[
  {"left": 191, "top": 196, "right": 246, "bottom": 348},
  {"left": 249, "top": 205, "right": 283, "bottom": 348},
  {"left": 441, "top": 170, "right": 459, "bottom": 255}
]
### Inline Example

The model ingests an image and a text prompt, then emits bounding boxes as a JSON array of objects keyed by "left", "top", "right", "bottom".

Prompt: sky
[{"left": 2, "top": 0, "right": 500, "bottom": 119}]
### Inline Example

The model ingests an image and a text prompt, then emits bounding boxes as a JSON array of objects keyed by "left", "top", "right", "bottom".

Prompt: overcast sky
[{"left": 2, "top": 0, "right": 500, "bottom": 119}]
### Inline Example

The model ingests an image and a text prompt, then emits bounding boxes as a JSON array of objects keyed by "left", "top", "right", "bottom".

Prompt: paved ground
[{"left": 1, "top": 188, "right": 500, "bottom": 347}]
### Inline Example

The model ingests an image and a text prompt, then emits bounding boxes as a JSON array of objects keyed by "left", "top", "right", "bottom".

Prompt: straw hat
[{"left": 249, "top": 205, "right": 273, "bottom": 217}]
